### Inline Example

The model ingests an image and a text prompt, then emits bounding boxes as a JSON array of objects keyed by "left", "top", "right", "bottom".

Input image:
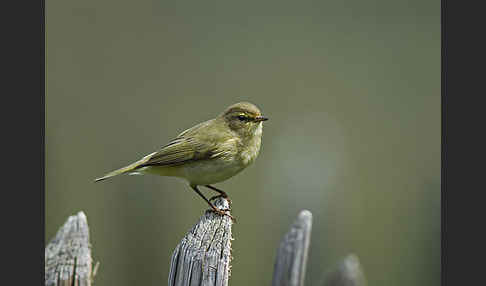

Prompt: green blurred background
[{"left": 45, "top": 0, "right": 440, "bottom": 285}]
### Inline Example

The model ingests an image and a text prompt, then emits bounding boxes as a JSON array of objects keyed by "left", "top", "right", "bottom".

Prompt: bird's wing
[
  {"left": 139, "top": 120, "right": 233, "bottom": 167},
  {"left": 140, "top": 137, "right": 213, "bottom": 166}
]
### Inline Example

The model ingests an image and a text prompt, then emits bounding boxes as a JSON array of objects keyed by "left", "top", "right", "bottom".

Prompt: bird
[{"left": 95, "top": 102, "right": 268, "bottom": 220}]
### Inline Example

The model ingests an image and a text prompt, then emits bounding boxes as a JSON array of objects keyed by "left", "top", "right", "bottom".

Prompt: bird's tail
[{"left": 94, "top": 159, "right": 147, "bottom": 182}]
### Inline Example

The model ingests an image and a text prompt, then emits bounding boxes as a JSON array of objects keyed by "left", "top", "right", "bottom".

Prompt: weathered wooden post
[
  {"left": 168, "top": 197, "right": 233, "bottom": 286},
  {"left": 45, "top": 204, "right": 366, "bottom": 286},
  {"left": 272, "top": 210, "right": 313, "bottom": 286},
  {"left": 45, "top": 211, "right": 97, "bottom": 286},
  {"left": 322, "top": 254, "right": 366, "bottom": 286}
]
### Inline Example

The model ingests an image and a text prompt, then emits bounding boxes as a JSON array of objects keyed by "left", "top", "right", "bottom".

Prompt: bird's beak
[{"left": 254, "top": 116, "right": 269, "bottom": 122}]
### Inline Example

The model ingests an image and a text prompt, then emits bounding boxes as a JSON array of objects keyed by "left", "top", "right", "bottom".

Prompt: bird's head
[{"left": 221, "top": 102, "right": 268, "bottom": 138}]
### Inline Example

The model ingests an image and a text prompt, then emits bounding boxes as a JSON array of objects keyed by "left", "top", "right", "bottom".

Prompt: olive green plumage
[
  {"left": 95, "top": 102, "right": 267, "bottom": 184},
  {"left": 95, "top": 102, "right": 268, "bottom": 218}
]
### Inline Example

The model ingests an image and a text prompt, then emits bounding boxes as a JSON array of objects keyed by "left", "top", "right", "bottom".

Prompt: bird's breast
[
  {"left": 240, "top": 123, "right": 263, "bottom": 165},
  {"left": 181, "top": 158, "right": 246, "bottom": 185}
]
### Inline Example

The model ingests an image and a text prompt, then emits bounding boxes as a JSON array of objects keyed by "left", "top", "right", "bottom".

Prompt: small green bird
[{"left": 95, "top": 102, "right": 268, "bottom": 219}]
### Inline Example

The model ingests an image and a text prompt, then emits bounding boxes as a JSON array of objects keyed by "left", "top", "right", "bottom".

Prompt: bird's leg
[
  {"left": 191, "top": 185, "right": 235, "bottom": 221},
  {"left": 205, "top": 185, "right": 232, "bottom": 205}
]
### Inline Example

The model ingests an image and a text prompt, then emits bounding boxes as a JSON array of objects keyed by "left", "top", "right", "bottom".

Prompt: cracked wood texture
[
  {"left": 168, "top": 197, "right": 233, "bottom": 286},
  {"left": 45, "top": 211, "right": 93, "bottom": 286},
  {"left": 323, "top": 254, "right": 366, "bottom": 286},
  {"left": 272, "top": 210, "right": 313, "bottom": 286}
]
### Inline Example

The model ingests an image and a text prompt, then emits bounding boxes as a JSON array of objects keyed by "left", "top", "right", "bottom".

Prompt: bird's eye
[{"left": 237, "top": 115, "right": 248, "bottom": 121}]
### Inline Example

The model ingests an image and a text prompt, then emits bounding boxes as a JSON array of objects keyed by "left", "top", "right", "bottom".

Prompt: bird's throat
[{"left": 240, "top": 123, "right": 263, "bottom": 165}]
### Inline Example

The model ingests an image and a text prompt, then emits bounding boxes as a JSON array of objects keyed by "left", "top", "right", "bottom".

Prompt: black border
[
  {"left": 442, "top": 0, "right": 485, "bottom": 285},
  {"left": 4, "top": 0, "right": 44, "bottom": 285},
  {"left": 41, "top": 0, "right": 46, "bottom": 283}
]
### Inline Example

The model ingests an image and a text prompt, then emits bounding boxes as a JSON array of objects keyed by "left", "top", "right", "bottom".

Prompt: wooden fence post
[
  {"left": 168, "top": 197, "right": 233, "bottom": 286},
  {"left": 45, "top": 211, "right": 96, "bottom": 286},
  {"left": 45, "top": 205, "right": 366, "bottom": 286},
  {"left": 322, "top": 254, "right": 366, "bottom": 286},
  {"left": 272, "top": 210, "right": 313, "bottom": 286}
]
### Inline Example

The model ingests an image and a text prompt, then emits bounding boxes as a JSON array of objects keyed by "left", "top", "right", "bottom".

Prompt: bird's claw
[
  {"left": 210, "top": 208, "right": 236, "bottom": 223},
  {"left": 209, "top": 194, "right": 232, "bottom": 206}
]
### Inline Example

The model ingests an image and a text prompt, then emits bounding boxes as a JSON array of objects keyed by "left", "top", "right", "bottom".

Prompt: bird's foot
[
  {"left": 209, "top": 194, "right": 232, "bottom": 206},
  {"left": 210, "top": 207, "right": 236, "bottom": 223}
]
